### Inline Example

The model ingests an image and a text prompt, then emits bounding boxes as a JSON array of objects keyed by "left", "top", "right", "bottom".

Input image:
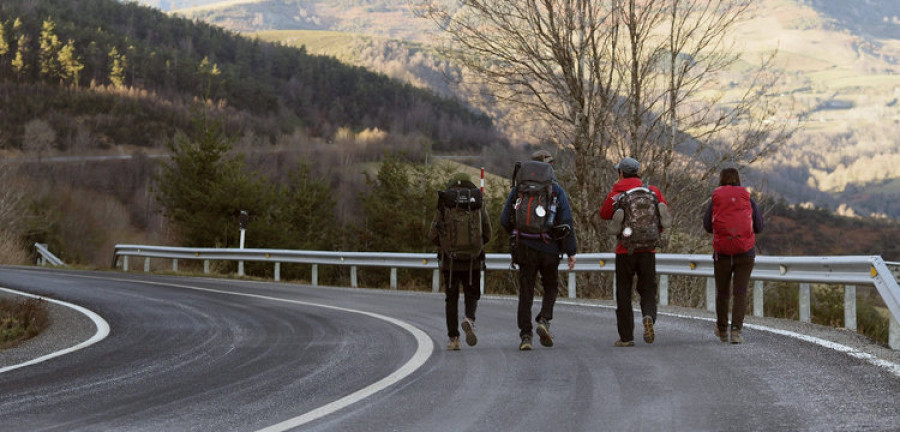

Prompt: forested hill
[{"left": 0, "top": 0, "right": 499, "bottom": 152}]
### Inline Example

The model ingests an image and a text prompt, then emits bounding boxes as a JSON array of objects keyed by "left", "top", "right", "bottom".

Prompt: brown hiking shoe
[
  {"left": 715, "top": 326, "right": 728, "bottom": 343},
  {"left": 730, "top": 327, "right": 744, "bottom": 344},
  {"left": 614, "top": 339, "right": 635, "bottom": 347},
  {"left": 519, "top": 335, "right": 533, "bottom": 351},
  {"left": 447, "top": 337, "right": 461, "bottom": 351},
  {"left": 642, "top": 316, "right": 655, "bottom": 344},
  {"left": 461, "top": 318, "right": 477, "bottom": 346}
]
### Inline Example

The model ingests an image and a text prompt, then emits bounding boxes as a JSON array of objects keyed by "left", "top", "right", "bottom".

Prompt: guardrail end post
[{"left": 889, "top": 314, "right": 899, "bottom": 350}]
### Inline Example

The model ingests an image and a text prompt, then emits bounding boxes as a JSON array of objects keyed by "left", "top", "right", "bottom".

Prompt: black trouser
[
  {"left": 713, "top": 253, "right": 755, "bottom": 331},
  {"left": 444, "top": 269, "right": 481, "bottom": 338},
  {"left": 615, "top": 252, "right": 658, "bottom": 342},
  {"left": 516, "top": 245, "right": 560, "bottom": 338}
]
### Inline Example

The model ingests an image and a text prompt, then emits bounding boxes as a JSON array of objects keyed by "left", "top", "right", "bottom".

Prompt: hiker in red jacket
[
  {"left": 702, "top": 168, "right": 764, "bottom": 344},
  {"left": 600, "top": 157, "right": 669, "bottom": 347}
]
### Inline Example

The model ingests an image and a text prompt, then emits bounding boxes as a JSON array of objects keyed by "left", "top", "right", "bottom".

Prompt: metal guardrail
[
  {"left": 112, "top": 244, "right": 900, "bottom": 349},
  {"left": 34, "top": 243, "right": 66, "bottom": 267}
]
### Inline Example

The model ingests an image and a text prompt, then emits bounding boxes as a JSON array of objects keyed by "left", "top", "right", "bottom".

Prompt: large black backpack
[{"left": 512, "top": 161, "right": 556, "bottom": 237}]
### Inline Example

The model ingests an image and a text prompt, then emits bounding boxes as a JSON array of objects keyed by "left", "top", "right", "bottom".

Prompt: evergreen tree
[{"left": 155, "top": 115, "right": 271, "bottom": 248}]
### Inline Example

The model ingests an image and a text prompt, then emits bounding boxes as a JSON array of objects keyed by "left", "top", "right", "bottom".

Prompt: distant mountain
[{"left": 144, "top": 0, "right": 900, "bottom": 219}]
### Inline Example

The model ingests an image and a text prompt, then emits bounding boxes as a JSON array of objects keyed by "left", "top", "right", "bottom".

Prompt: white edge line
[
  {"left": 557, "top": 299, "right": 900, "bottom": 379},
  {"left": 58, "top": 275, "right": 434, "bottom": 432},
  {"left": 0, "top": 287, "right": 110, "bottom": 374}
]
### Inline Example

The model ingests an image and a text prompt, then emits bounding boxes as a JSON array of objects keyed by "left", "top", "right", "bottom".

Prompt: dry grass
[{"left": 0, "top": 297, "right": 50, "bottom": 350}]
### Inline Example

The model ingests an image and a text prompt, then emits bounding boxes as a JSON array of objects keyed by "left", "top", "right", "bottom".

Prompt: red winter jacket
[{"left": 600, "top": 177, "right": 667, "bottom": 254}]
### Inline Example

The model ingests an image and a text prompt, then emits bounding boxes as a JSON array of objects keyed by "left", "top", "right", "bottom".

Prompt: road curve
[{"left": 1, "top": 267, "right": 899, "bottom": 431}]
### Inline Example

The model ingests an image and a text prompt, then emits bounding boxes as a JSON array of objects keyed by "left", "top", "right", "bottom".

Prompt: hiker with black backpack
[
  {"left": 703, "top": 168, "right": 764, "bottom": 344},
  {"left": 500, "top": 160, "right": 577, "bottom": 351},
  {"left": 429, "top": 173, "right": 492, "bottom": 351},
  {"left": 600, "top": 157, "right": 670, "bottom": 347}
]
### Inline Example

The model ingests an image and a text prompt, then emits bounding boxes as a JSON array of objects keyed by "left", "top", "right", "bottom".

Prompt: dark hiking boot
[
  {"left": 519, "top": 335, "right": 533, "bottom": 351},
  {"left": 730, "top": 326, "right": 744, "bottom": 344},
  {"left": 447, "top": 336, "right": 461, "bottom": 351},
  {"left": 614, "top": 339, "right": 635, "bottom": 347},
  {"left": 642, "top": 316, "right": 655, "bottom": 344},
  {"left": 462, "top": 318, "right": 477, "bottom": 346},
  {"left": 715, "top": 326, "right": 728, "bottom": 343},
  {"left": 536, "top": 318, "right": 553, "bottom": 347}
]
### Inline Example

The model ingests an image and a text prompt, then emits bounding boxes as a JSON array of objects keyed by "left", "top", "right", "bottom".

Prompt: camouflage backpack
[
  {"left": 437, "top": 185, "right": 484, "bottom": 262},
  {"left": 615, "top": 186, "right": 661, "bottom": 254}
]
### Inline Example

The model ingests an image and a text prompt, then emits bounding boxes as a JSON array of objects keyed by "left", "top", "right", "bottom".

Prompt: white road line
[
  {"left": 0, "top": 287, "right": 110, "bottom": 374},
  {"left": 59, "top": 275, "right": 435, "bottom": 431},
  {"left": 558, "top": 299, "right": 900, "bottom": 378}
]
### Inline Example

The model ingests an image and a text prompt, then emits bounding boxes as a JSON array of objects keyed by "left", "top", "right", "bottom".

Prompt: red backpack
[{"left": 712, "top": 186, "right": 755, "bottom": 255}]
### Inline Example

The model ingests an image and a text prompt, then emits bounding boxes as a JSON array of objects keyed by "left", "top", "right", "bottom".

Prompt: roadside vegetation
[{"left": 0, "top": 297, "right": 49, "bottom": 350}]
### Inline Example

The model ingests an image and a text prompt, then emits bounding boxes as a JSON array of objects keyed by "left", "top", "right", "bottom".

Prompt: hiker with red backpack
[
  {"left": 429, "top": 172, "right": 492, "bottom": 351},
  {"left": 501, "top": 159, "right": 577, "bottom": 351},
  {"left": 703, "top": 168, "right": 764, "bottom": 344},
  {"left": 600, "top": 157, "right": 670, "bottom": 347}
]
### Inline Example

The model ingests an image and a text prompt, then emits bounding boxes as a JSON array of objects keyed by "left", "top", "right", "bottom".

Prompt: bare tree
[{"left": 413, "top": 0, "right": 792, "bottom": 252}]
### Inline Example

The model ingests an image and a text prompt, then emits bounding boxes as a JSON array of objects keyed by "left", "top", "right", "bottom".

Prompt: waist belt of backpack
[{"left": 513, "top": 229, "right": 551, "bottom": 243}]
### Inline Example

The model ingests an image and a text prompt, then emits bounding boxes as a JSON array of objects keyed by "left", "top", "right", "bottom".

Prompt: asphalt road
[{"left": 1, "top": 267, "right": 899, "bottom": 431}]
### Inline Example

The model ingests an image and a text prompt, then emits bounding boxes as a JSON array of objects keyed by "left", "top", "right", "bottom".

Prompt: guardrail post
[
  {"left": 799, "top": 283, "right": 811, "bottom": 323},
  {"left": 238, "top": 260, "right": 245, "bottom": 277},
  {"left": 753, "top": 280, "right": 764, "bottom": 317},
  {"left": 659, "top": 275, "right": 668, "bottom": 306},
  {"left": 390, "top": 268, "right": 397, "bottom": 290},
  {"left": 433, "top": 270, "right": 440, "bottom": 293},
  {"left": 123, "top": 256, "right": 129, "bottom": 272},
  {"left": 274, "top": 262, "right": 281, "bottom": 282},
  {"left": 144, "top": 258, "right": 150, "bottom": 273},
  {"left": 567, "top": 272, "right": 576, "bottom": 299},
  {"left": 312, "top": 265, "right": 318, "bottom": 286},
  {"left": 844, "top": 285, "right": 857, "bottom": 331},
  {"left": 706, "top": 278, "right": 715, "bottom": 312},
  {"left": 204, "top": 260, "right": 210, "bottom": 274},
  {"left": 891, "top": 314, "right": 899, "bottom": 350},
  {"left": 351, "top": 266, "right": 358, "bottom": 288},
  {"left": 172, "top": 259, "right": 178, "bottom": 272},
  {"left": 481, "top": 271, "right": 486, "bottom": 295}
]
